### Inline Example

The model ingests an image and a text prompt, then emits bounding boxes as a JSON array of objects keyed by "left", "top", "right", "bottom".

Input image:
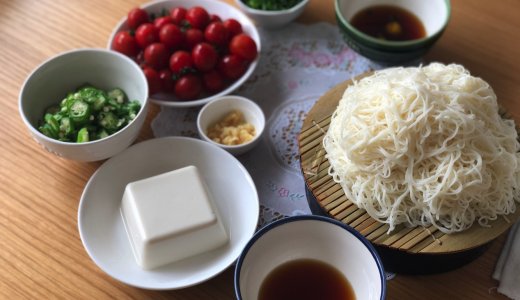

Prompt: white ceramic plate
[
  {"left": 78, "top": 137, "right": 259, "bottom": 289},
  {"left": 107, "top": 0, "right": 261, "bottom": 108}
]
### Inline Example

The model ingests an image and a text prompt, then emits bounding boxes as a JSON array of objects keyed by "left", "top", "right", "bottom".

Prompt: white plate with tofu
[{"left": 78, "top": 137, "right": 259, "bottom": 289}]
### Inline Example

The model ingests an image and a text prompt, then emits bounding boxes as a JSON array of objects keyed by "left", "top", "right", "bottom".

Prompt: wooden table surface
[{"left": 1, "top": 0, "right": 519, "bottom": 299}]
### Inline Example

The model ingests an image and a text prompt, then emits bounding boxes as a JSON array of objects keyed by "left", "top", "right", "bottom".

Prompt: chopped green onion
[
  {"left": 92, "top": 95, "right": 107, "bottom": 111},
  {"left": 59, "top": 117, "right": 74, "bottom": 136},
  {"left": 108, "top": 88, "right": 126, "bottom": 104},
  {"left": 39, "top": 123, "right": 58, "bottom": 139},
  {"left": 44, "top": 113, "right": 60, "bottom": 134},
  {"left": 242, "top": 0, "right": 303, "bottom": 10},
  {"left": 76, "top": 127, "right": 89, "bottom": 143},
  {"left": 96, "top": 129, "right": 109, "bottom": 140},
  {"left": 38, "top": 85, "right": 141, "bottom": 143},
  {"left": 69, "top": 100, "right": 91, "bottom": 124}
]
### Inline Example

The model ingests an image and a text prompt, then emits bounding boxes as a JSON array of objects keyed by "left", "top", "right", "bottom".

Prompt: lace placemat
[{"left": 152, "top": 22, "right": 381, "bottom": 226}]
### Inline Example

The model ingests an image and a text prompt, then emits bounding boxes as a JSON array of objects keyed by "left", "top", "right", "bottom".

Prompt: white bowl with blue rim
[{"left": 234, "top": 215, "right": 386, "bottom": 300}]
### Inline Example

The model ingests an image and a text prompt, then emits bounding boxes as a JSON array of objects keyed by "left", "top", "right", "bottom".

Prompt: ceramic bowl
[
  {"left": 108, "top": 0, "right": 261, "bottom": 108},
  {"left": 335, "top": 0, "right": 451, "bottom": 63},
  {"left": 197, "top": 95, "right": 265, "bottom": 156},
  {"left": 234, "top": 215, "right": 386, "bottom": 300},
  {"left": 19, "top": 48, "right": 149, "bottom": 162},
  {"left": 235, "top": 0, "right": 309, "bottom": 29}
]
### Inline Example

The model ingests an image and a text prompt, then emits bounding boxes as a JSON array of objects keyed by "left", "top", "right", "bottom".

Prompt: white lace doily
[{"left": 152, "top": 22, "right": 381, "bottom": 227}]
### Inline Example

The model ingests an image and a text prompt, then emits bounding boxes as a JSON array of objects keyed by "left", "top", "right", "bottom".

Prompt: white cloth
[
  {"left": 151, "top": 22, "right": 380, "bottom": 227},
  {"left": 494, "top": 222, "right": 520, "bottom": 299}
]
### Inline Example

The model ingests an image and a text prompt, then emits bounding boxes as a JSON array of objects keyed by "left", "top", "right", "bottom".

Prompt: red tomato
[
  {"left": 112, "top": 31, "right": 139, "bottom": 57},
  {"left": 175, "top": 74, "right": 202, "bottom": 100},
  {"left": 192, "top": 43, "right": 218, "bottom": 72},
  {"left": 203, "top": 70, "right": 225, "bottom": 93},
  {"left": 135, "top": 23, "right": 158, "bottom": 49},
  {"left": 170, "top": 7, "right": 187, "bottom": 25},
  {"left": 159, "top": 24, "right": 184, "bottom": 50},
  {"left": 223, "top": 19, "right": 243, "bottom": 37},
  {"left": 210, "top": 14, "right": 222, "bottom": 23},
  {"left": 136, "top": 51, "right": 145, "bottom": 66},
  {"left": 184, "top": 28, "right": 204, "bottom": 50},
  {"left": 229, "top": 34, "right": 258, "bottom": 61},
  {"left": 218, "top": 54, "right": 248, "bottom": 79},
  {"left": 127, "top": 7, "right": 149, "bottom": 30},
  {"left": 143, "top": 67, "right": 161, "bottom": 95},
  {"left": 169, "top": 50, "right": 194, "bottom": 74},
  {"left": 144, "top": 43, "right": 169, "bottom": 69},
  {"left": 185, "top": 6, "right": 210, "bottom": 29},
  {"left": 159, "top": 69, "right": 175, "bottom": 93},
  {"left": 204, "top": 22, "right": 229, "bottom": 46},
  {"left": 153, "top": 16, "right": 173, "bottom": 30}
]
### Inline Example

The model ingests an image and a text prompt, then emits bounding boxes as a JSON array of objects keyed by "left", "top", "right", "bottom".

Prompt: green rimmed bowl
[{"left": 335, "top": 0, "right": 451, "bottom": 64}]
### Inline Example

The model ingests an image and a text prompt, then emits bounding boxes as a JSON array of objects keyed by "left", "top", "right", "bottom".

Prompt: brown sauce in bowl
[
  {"left": 258, "top": 259, "right": 356, "bottom": 300},
  {"left": 350, "top": 5, "right": 426, "bottom": 41}
]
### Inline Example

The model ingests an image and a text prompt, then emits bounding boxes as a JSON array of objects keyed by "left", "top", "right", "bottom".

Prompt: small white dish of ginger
[{"left": 197, "top": 95, "right": 265, "bottom": 156}]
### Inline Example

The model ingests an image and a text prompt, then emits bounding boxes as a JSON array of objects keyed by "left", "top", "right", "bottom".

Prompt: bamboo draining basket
[{"left": 298, "top": 75, "right": 520, "bottom": 273}]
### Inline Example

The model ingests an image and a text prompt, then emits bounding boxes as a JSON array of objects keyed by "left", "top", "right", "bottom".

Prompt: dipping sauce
[
  {"left": 350, "top": 5, "right": 426, "bottom": 41},
  {"left": 258, "top": 259, "right": 356, "bottom": 300}
]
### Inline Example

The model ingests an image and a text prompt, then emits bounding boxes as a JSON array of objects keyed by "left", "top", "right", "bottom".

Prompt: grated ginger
[{"left": 207, "top": 110, "right": 255, "bottom": 145}]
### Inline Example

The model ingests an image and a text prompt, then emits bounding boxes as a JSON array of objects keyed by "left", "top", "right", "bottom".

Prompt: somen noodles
[{"left": 323, "top": 63, "right": 520, "bottom": 234}]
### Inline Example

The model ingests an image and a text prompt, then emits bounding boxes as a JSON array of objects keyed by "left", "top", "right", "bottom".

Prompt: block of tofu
[{"left": 120, "top": 165, "right": 228, "bottom": 269}]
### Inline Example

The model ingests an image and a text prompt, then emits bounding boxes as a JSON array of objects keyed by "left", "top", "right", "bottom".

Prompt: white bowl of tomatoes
[{"left": 108, "top": 0, "right": 261, "bottom": 108}]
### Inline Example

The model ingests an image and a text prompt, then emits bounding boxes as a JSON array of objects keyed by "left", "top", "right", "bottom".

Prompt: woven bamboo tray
[{"left": 298, "top": 75, "right": 520, "bottom": 274}]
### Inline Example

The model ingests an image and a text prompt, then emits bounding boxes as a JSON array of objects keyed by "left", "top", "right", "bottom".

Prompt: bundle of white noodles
[{"left": 323, "top": 63, "right": 520, "bottom": 234}]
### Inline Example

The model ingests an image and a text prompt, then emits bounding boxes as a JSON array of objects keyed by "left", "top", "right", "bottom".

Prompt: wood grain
[{"left": 0, "top": 0, "right": 518, "bottom": 299}]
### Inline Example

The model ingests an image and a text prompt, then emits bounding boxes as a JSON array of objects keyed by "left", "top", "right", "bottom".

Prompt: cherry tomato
[
  {"left": 175, "top": 74, "right": 202, "bottom": 100},
  {"left": 143, "top": 67, "right": 161, "bottom": 95},
  {"left": 185, "top": 6, "right": 210, "bottom": 29},
  {"left": 127, "top": 7, "right": 149, "bottom": 30},
  {"left": 170, "top": 7, "right": 187, "bottom": 25},
  {"left": 223, "top": 19, "right": 243, "bottom": 37},
  {"left": 136, "top": 51, "right": 145, "bottom": 66},
  {"left": 112, "top": 31, "right": 139, "bottom": 57},
  {"left": 184, "top": 28, "right": 204, "bottom": 50},
  {"left": 144, "top": 43, "right": 169, "bottom": 70},
  {"left": 204, "top": 22, "right": 229, "bottom": 46},
  {"left": 135, "top": 23, "right": 158, "bottom": 49},
  {"left": 229, "top": 33, "right": 258, "bottom": 61},
  {"left": 218, "top": 54, "right": 248, "bottom": 79},
  {"left": 203, "top": 70, "right": 225, "bottom": 93},
  {"left": 159, "top": 24, "right": 184, "bottom": 50},
  {"left": 159, "top": 69, "right": 175, "bottom": 93},
  {"left": 153, "top": 16, "right": 173, "bottom": 30},
  {"left": 169, "top": 50, "right": 194, "bottom": 74},
  {"left": 210, "top": 14, "right": 222, "bottom": 23},
  {"left": 192, "top": 43, "right": 218, "bottom": 72}
]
